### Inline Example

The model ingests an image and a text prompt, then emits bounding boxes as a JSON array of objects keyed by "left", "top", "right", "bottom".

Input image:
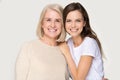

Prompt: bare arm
[
  {"left": 59, "top": 42, "right": 93, "bottom": 80},
  {"left": 59, "top": 39, "right": 107, "bottom": 80},
  {"left": 59, "top": 42, "right": 78, "bottom": 80},
  {"left": 59, "top": 42, "right": 104, "bottom": 80},
  {"left": 77, "top": 56, "right": 93, "bottom": 80}
]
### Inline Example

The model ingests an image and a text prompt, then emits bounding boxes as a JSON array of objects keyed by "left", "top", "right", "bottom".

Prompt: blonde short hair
[{"left": 36, "top": 4, "right": 66, "bottom": 42}]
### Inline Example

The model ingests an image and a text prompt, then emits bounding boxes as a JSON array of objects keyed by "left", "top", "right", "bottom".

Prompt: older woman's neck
[{"left": 41, "top": 37, "right": 58, "bottom": 46}]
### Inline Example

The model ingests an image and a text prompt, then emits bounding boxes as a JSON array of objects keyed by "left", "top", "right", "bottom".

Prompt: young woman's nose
[{"left": 71, "top": 22, "right": 76, "bottom": 28}]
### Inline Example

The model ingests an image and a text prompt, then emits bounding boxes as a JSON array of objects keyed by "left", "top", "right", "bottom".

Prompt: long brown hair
[{"left": 63, "top": 2, "right": 103, "bottom": 55}]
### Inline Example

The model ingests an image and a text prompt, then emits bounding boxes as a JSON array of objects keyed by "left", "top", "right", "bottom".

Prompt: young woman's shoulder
[
  {"left": 84, "top": 37, "right": 97, "bottom": 45},
  {"left": 67, "top": 37, "right": 73, "bottom": 45}
]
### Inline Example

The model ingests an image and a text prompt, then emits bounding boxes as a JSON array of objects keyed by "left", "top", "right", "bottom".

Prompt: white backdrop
[{"left": 0, "top": 0, "right": 120, "bottom": 80}]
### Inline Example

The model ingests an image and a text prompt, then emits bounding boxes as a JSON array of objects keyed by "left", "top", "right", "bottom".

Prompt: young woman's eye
[
  {"left": 76, "top": 19, "right": 81, "bottom": 22},
  {"left": 76, "top": 18, "right": 84, "bottom": 22}
]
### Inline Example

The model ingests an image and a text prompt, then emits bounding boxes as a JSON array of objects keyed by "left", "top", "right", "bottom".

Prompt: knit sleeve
[{"left": 15, "top": 42, "right": 30, "bottom": 80}]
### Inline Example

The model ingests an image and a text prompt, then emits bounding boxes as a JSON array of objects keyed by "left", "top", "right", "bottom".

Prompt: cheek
[
  {"left": 65, "top": 24, "right": 69, "bottom": 29},
  {"left": 41, "top": 26, "right": 45, "bottom": 32},
  {"left": 41, "top": 23, "right": 46, "bottom": 29},
  {"left": 57, "top": 24, "right": 62, "bottom": 29},
  {"left": 56, "top": 25, "right": 62, "bottom": 32},
  {"left": 65, "top": 23, "right": 69, "bottom": 27},
  {"left": 77, "top": 23, "right": 84, "bottom": 28}
]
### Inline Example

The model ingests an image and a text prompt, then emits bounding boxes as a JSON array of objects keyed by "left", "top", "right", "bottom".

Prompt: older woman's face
[{"left": 42, "top": 9, "right": 62, "bottom": 40}]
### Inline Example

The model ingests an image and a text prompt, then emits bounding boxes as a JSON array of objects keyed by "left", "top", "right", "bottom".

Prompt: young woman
[
  {"left": 59, "top": 2, "right": 106, "bottom": 80},
  {"left": 15, "top": 4, "right": 69, "bottom": 80}
]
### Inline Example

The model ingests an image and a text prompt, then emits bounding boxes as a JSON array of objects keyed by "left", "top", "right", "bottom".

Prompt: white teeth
[
  {"left": 70, "top": 29, "right": 77, "bottom": 32},
  {"left": 48, "top": 29, "right": 57, "bottom": 32}
]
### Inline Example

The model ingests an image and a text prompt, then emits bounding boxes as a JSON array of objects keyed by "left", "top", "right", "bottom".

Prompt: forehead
[
  {"left": 44, "top": 9, "right": 61, "bottom": 18},
  {"left": 67, "top": 10, "right": 83, "bottom": 18}
]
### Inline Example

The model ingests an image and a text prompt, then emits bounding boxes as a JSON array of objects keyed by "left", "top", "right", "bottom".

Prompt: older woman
[{"left": 15, "top": 4, "right": 69, "bottom": 80}]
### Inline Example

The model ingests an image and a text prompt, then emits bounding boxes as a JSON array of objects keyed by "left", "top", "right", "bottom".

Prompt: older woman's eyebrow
[{"left": 44, "top": 18, "right": 62, "bottom": 20}]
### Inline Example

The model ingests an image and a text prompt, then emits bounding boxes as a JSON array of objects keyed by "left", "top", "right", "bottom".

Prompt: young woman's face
[
  {"left": 65, "top": 10, "right": 86, "bottom": 37},
  {"left": 42, "top": 9, "right": 62, "bottom": 40}
]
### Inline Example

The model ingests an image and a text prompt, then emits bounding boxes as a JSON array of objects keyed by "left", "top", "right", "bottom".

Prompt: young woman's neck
[
  {"left": 41, "top": 36, "right": 58, "bottom": 46},
  {"left": 72, "top": 36, "right": 83, "bottom": 47}
]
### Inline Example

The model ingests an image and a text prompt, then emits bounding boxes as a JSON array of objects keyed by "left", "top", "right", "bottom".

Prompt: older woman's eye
[
  {"left": 56, "top": 19, "right": 60, "bottom": 22},
  {"left": 55, "top": 19, "right": 61, "bottom": 23},
  {"left": 46, "top": 19, "right": 51, "bottom": 21},
  {"left": 44, "top": 18, "right": 51, "bottom": 22}
]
